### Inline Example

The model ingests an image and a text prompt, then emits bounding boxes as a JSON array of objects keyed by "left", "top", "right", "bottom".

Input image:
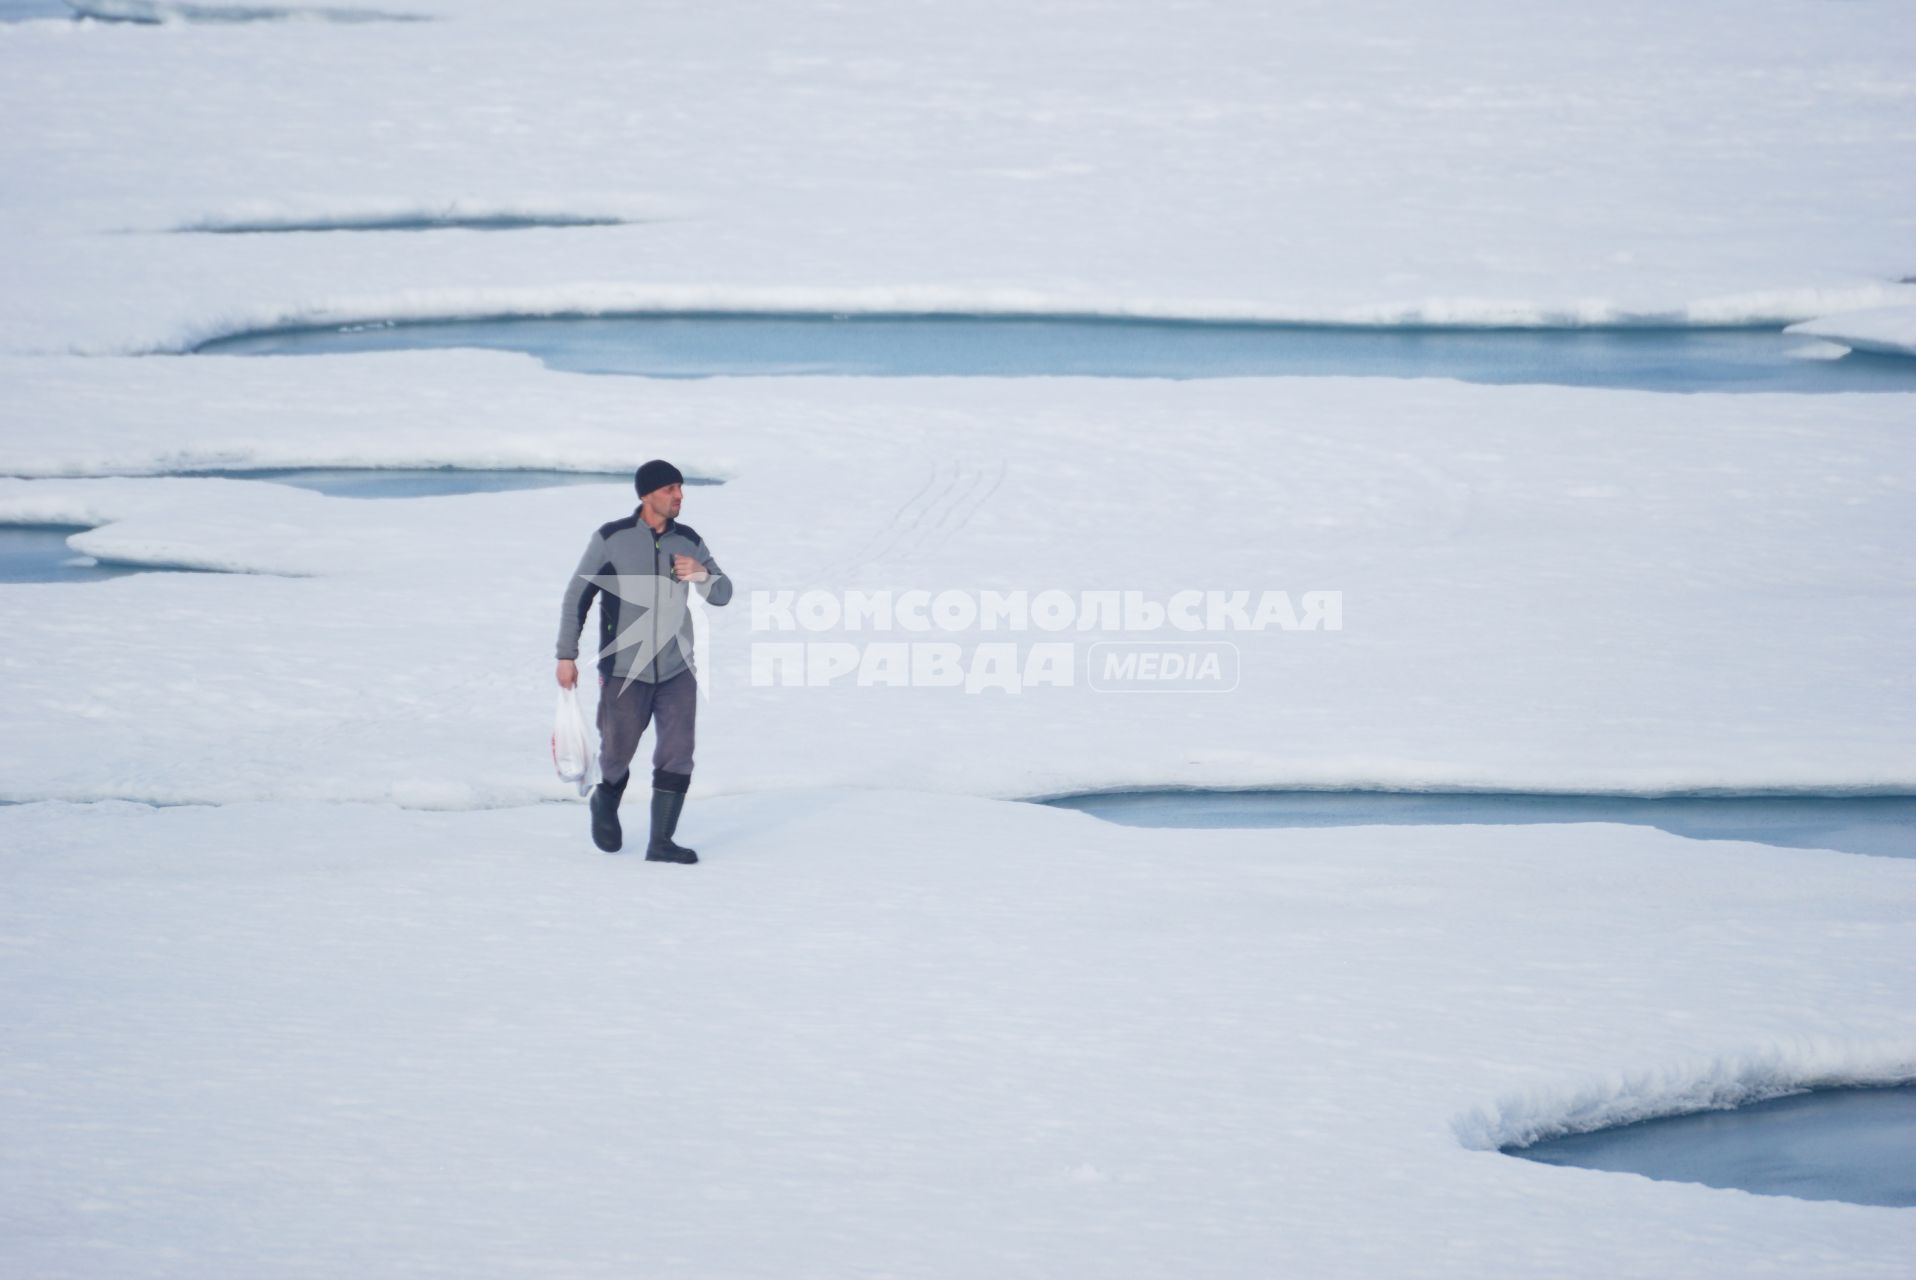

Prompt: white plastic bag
[{"left": 551, "top": 685, "right": 599, "bottom": 796}]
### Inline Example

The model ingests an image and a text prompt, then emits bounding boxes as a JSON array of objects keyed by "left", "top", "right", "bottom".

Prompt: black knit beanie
[{"left": 634, "top": 459, "right": 684, "bottom": 498}]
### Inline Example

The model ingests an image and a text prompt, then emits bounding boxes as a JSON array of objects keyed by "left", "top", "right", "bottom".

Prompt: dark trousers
[{"left": 597, "top": 669, "right": 696, "bottom": 790}]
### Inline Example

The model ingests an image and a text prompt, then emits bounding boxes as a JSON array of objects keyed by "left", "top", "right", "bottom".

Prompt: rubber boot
[
  {"left": 589, "top": 770, "right": 629, "bottom": 853},
  {"left": 645, "top": 788, "right": 698, "bottom": 864}
]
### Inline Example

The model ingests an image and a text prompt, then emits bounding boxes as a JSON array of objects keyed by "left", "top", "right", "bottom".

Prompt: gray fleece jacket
[{"left": 556, "top": 511, "right": 734, "bottom": 683}]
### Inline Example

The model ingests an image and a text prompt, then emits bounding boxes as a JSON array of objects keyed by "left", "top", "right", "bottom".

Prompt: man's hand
[
  {"left": 556, "top": 658, "right": 578, "bottom": 689},
  {"left": 672, "top": 554, "right": 710, "bottom": 583}
]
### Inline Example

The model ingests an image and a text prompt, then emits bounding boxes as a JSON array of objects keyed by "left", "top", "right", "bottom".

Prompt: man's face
[{"left": 644, "top": 482, "right": 683, "bottom": 521}]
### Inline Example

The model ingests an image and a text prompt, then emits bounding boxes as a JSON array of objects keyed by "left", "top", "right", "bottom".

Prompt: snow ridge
[
  {"left": 1454, "top": 1040, "right": 1916, "bottom": 1152},
  {"left": 1787, "top": 305, "right": 1916, "bottom": 359}
]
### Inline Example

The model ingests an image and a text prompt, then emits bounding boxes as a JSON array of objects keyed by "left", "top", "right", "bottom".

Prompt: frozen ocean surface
[
  {"left": 0, "top": 365, "right": 1908, "bottom": 808},
  {"left": 3, "top": 0, "right": 1915, "bottom": 1274},
  {"left": 4, "top": 793, "right": 1914, "bottom": 1280}
]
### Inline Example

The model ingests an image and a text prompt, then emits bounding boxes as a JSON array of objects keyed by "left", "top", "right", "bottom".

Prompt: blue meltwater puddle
[
  {"left": 1504, "top": 1085, "right": 1916, "bottom": 1208},
  {"left": 0, "top": 471, "right": 721, "bottom": 580},
  {"left": 63, "top": 1, "right": 428, "bottom": 22},
  {"left": 0, "top": 0, "right": 71, "bottom": 18},
  {"left": 164, "top": 467, "right": 668, "bottom": 500},
  {"left": 176, "top": 214, "right": 628, "bottom": 234},
  {"left": 1042, "top": 790, "right": 1916, "bottom": 859},
  {"left": 191, "top": 314, "right": 1916, "bottom": 393},
  {"left": 0, "top": 524, "right": 217, "bottom": 583},
  {"left": 3, "top": 469, "right": 720, "bottom": 501}
]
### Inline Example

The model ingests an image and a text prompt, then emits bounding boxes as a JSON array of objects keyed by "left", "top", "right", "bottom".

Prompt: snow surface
[
  {"left": 4, "top": 0, "right": 1916, "bottom": 1273},
  {"left": 5, "top": 793, "right": 1916, "bottom": 1278},
  {"left": 3, "top": 354, "right": 1914, "bottom": 806},
  {"left": 3, "top": 0, "right": 1916, "bottom": 353}
]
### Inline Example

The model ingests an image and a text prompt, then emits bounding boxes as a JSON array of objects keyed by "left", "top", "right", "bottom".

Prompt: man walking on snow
[{"left": 555, "top": 459, "right": 733, "bottom": 861}]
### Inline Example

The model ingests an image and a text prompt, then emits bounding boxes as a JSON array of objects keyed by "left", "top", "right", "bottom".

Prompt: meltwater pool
[
  {"left": 1044, "top": 790, "right": 1916, "bottom": 859},
  {"left": 193, "top": 314, "right": 1916, "bottom": 393},
  {"left": 1506, "top": 1085, "right": 1916, "bottom": 1208}
]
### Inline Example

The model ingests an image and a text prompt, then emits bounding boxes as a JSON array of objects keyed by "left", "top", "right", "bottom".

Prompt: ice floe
[{"left": 1788, "top": 305, "right": 1916, "bottom": 360}]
